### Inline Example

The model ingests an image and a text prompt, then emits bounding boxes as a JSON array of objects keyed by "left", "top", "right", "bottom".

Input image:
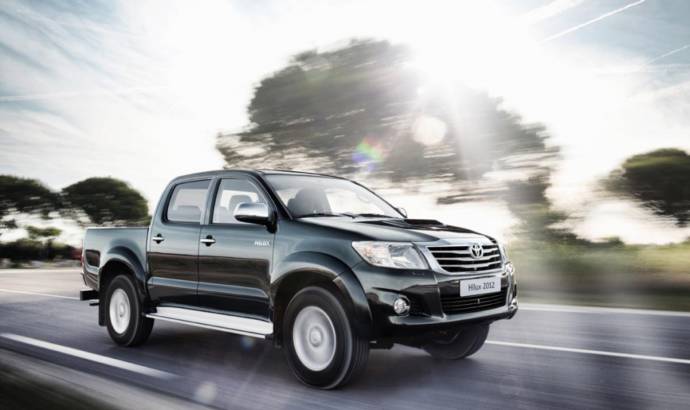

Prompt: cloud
[
  {"left": 0, "top": 0, "right": 228, "bottom": 206},
  {"left": 521, "top": 0, "right": 587, "bottom": 25}
]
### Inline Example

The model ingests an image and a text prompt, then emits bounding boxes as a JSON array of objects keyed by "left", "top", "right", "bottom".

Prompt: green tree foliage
[
  {"left": 607, "top": 148, "right": 690, "bottom": 226},
  {"left": 3, "top": 226, "right": 67, "bottom": 262},
  {"left": 0, "top": 176, "right": 59, "bottom": 235},
  {"left": 0, "top": 239, "right": 75, "bottom": 262},
  {"left": 0, "top": 175, "right": 59, "bottom": 218},
  {"left": 1, "top": 175, "right": 149, "bottom": 260},
  {"left": 26, "top": 226, "right": 62, "bottom": 242},
  {"left": 62, "top": 178, "right": 149, "bottom": 225},
  {"left": 218, "top": 40, "right": 560, "bottom": 237},
  {"left": 1, "top": 175, "right": 149, "bottom": 229},
  {"left": 220, "top": 41, "right": 556, "bottom": 188},
  {"left": 504, "top": 174, "right": 584, "bottom": 244}
]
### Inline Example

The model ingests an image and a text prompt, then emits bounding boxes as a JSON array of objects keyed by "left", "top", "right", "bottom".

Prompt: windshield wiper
[
  {"left": 295, "top": 212, "right": 356, "bottom": 218},
  {"left": 353, "top": 213, "right": 397, "bottom": 218}
]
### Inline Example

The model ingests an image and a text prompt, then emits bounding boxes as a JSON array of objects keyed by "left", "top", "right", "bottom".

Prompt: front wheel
[
  {"left": 283, "top": 286, "right": 369, "bottom": 389},
  {"left": 423, "top": 324, "right": 489, "bottom": 360},
  {"left": 105, "top": 275, "right": 153, "bottom": 346}
]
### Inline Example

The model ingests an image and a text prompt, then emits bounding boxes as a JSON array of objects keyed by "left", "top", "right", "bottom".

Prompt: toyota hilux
[{"left": 80, "top": 169, "right": 517, "bottom": 388}]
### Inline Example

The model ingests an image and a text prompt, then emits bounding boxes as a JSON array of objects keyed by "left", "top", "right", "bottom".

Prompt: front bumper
[{"left": 352, "top": 261, "right": 518, "bottom": 341}]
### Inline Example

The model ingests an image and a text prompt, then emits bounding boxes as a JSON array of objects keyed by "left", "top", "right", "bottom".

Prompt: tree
[
  {"left": 24, "top": 225, "right": 62, "bottom": 259},
  {"left": 503, "top": 173, "right": 585, "bottom": 244},
  {"left": 26, "top": 226, "right": 62, "bottom": 243},
  {"left": 0, "top": 175, "right": 59, "bottom": 235},
  {"left": 218, "top": 40, "right": 561, "bottom": 237},
  {"left": 220, "top": 41, "right": 556, "bottom": 187},
  {"left": 607, "top": 148, "right": 690, "bottom": 226},
  {"left": 62, "top": 177, "right": 149, "bottom": 225},
  {"left": 0, "top": 175, "right": 59, "bottom": 217}
]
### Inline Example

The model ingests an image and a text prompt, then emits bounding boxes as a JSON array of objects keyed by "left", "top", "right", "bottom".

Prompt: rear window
[{"left": 166, "top": 180, "right": 210, "bottom": 223}]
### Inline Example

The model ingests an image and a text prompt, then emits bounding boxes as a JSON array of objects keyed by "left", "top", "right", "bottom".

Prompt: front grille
[
  {"left": 441, "top": 287, "right": 508, "bottom": 315},
  {"left": 427, "top": 244, "right": 502, "bottom": 274}
]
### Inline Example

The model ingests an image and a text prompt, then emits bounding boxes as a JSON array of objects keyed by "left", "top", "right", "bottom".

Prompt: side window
[
  {"left": 166, "top": 180, "right": 210, "bottom": 223},
  {"left": 212, "top": 179, "right": 267, "bottom": 224}
]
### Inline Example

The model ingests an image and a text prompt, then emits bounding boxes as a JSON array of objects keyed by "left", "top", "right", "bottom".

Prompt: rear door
[
  {"left": 197, "top": 177, "right": 275, "bottom": 318},
  {"left": 148, "top": 179, "right": 211, "bottom": 306}
]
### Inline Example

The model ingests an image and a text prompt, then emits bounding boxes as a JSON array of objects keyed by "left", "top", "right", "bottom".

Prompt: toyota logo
[{"left": 470, "top": 243, "right": 484, "bottom": 259}]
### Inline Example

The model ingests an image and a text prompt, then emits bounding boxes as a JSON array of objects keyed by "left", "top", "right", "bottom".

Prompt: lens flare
[
  {"left": 239, "top": 336, "right": 257, "bottom": 350},
  {"left": 352, "top": 138, "right": 385, "bottom": 171}
]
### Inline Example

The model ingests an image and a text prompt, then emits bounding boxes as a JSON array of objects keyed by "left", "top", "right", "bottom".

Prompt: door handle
[
  {"left": 152, "top": 234, "right": 165, "bottom": 244},
  {"left": 200, "top": 236, "right": 216, "bottom": 246}
]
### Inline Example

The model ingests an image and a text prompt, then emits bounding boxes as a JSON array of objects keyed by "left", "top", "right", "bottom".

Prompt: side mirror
[
  {"left": 396, "top": 207, "right": 408, "bottom": 218},
  {"left": 234, "top": 202, "right": 273, "bottom": 227}
]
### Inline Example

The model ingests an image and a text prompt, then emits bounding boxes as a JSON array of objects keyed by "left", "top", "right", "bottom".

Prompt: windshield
[{"left": 265, "top": 175, "right": 401, "bottom": 218}]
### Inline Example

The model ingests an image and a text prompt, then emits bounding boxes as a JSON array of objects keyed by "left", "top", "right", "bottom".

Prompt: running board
[{"left": 146, "top": 307, "right": 273, "bottom": 339}]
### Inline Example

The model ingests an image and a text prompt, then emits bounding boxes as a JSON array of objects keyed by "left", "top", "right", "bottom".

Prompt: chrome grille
[{"left": 427, "top": 244, "right": 502, "bottom": 274}]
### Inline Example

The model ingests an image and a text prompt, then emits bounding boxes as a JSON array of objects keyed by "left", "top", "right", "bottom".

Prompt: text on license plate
[{"left": 460, "top": 276, "right": 501, "bottom": 297}]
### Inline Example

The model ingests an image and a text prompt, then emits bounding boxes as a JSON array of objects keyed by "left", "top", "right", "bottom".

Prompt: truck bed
[{"left": 82, "top": 227, "right": 149, "bottom": 290}]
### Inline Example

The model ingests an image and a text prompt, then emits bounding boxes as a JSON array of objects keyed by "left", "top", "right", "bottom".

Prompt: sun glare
[{"left": 397, "top": 2, "right": 535, "bottom": 90}]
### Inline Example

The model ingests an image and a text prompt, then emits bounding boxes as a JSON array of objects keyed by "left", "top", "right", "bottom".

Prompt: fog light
[
  {"left": 504, "top": 262, "right": 515, "bottom": 276},
  {"left": 393, "top": 296, "right": 410, "bottom": 315}
]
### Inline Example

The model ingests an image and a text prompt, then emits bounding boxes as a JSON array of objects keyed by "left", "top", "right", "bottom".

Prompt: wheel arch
[
  {"left": 97, "top": 247, "right": 149, "bottom": 326},
  {"left": 271, "top": 252, "right": 372, "bottom": 345}
]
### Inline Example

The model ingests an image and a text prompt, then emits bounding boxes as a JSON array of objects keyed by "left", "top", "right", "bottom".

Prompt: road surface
[{"left": 1, "top": 268, "right": 689, "bottom": 409}]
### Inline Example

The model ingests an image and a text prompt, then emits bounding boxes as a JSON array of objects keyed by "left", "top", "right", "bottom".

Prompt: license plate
[{"left": 460, "top": 276, "right": 501, "bottom": 297}]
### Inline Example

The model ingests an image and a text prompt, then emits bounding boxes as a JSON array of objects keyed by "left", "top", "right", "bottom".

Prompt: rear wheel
[
  {"left": 105, "top": 275, "right": 153, "bottom": 346},
  {"left": 283, "top": 286, "right": 369, "bottom": 389},
  {"left": 423, "top": 324, "right": 489, "bottom": 360}
]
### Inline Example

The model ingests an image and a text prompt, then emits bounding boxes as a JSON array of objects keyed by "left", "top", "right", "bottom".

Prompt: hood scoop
[{"left": 360, "top": 218, "right": 490, "bottom": 237}]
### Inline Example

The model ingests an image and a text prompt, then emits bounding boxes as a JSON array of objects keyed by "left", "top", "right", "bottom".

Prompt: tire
[
  {"left": 423, "top": 324, "right": 489, "bottom": 360},
  {"left": 283, "top": 286, "right": 369, "bottom": 389},
  {"left": 105, "top": 274, "right": 153, "bottom": 346}
]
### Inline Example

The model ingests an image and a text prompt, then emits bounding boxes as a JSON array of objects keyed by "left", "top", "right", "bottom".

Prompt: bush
[{"left": 0, "top": 239, "right": 76, "bottom": 262}]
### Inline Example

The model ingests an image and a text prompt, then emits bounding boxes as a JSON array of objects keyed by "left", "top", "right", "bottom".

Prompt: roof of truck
[{"left": 171, "top": 169, "right": 346, "bottom": 181}]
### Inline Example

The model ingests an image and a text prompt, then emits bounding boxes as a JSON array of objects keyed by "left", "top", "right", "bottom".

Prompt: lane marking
[
  {"left": 520, "top": 303, "right": 690, "bottom": 318},
  {"left": 0, "top": 269, "right": 79, "bottom": 274},
  {"left": 0, "top": 333, "right": 176, "bottom": 379},
  {"left": 0, "top": 288, "right": 79, "bottom": 300},
  {"left": 486, "top": 340, "right": 690, "bottom": 365}
]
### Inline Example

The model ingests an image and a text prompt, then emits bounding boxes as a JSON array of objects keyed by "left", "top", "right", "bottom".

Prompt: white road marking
[
  {"left": 520, "top": 303, "right": 690, "bottom": 318},
  {"left": 0, "top": 269, "right": 79, "bottom": 274},
  {"left": 0, "top": 288, "right": 79, "bottom": 300},
  {"left": 487, "top": 340, "right": 690, "bottom": 365},
  {"left": 0, "top": 333, "right": 175, "bottom": 379}
]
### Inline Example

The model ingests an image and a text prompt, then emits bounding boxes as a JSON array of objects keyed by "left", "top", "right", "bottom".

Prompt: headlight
[{"left": 352, "top": 242, "right": 428, "bottom": 269}]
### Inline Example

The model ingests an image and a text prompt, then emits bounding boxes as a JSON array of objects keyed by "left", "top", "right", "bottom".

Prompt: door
[
  {"left": 148, "top": 179, "right": 211, "bottom": 306},
  {"left": 197, "top": 177, "right": 274, "bottom": 318}
]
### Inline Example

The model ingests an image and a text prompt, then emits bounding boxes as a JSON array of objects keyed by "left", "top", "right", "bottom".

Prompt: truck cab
[{"left": 81, "top": 169, "right": 517, "bottom": 388}]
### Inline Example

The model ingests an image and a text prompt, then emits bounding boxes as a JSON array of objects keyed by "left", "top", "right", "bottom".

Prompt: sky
[{"left": 1, "top": 0, "right": 690, "bottom": 244}]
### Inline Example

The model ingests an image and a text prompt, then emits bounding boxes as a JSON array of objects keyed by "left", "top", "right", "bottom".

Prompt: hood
[{"left": 301, "top": 217, "right": 494, "bottom": 243}]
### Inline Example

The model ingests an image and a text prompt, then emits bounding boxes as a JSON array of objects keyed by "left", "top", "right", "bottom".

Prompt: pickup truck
[{"left": 80, "top": 169, "right": 517, "bottom": 388}]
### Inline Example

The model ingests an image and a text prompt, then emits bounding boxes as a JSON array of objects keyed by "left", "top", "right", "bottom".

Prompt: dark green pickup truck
[{"left": 81, "top": 169, "right": 517, "bottom": 388}]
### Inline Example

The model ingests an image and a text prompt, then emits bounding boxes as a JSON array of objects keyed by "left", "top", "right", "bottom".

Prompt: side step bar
[{"left": 146, "top": 307, "right": 273, "bottom": 339}]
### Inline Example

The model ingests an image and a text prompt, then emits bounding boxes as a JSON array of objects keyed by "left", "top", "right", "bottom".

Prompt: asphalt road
[{"left": 1, "top": 269, "right": 689, "bottom": 409}]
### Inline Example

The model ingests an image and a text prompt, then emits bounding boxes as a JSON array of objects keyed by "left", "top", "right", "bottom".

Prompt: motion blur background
[{"left": 1, "top": 0, "right": 689, "bottom": 310}]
